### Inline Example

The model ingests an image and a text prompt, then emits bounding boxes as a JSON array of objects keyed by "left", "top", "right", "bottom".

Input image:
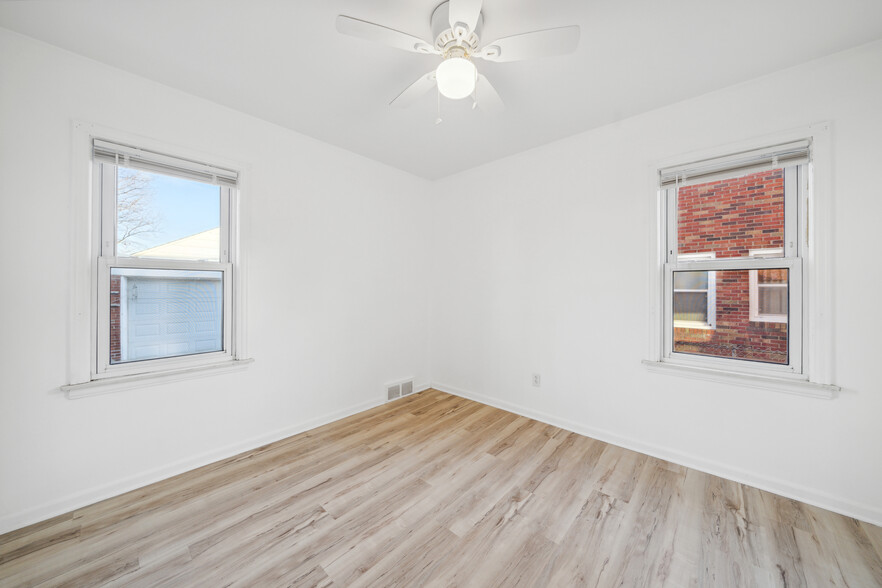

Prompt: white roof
[{"left": 132, "top": 228, "right": 219, "bottom": 261}]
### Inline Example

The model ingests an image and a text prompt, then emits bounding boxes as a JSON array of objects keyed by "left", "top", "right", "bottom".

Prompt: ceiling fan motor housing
[{"left": 432, "top": 0, "right": 483, "bottom": 55}]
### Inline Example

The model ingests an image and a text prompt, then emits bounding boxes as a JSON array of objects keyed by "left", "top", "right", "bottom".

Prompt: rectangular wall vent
[{"left": 385, "top": 377, "right": 415, "bottom": 402}]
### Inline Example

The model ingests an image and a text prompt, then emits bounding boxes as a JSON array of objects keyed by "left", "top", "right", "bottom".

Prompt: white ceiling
[{"left": 2, "top": 0, "right": 881, "bottom": 179}]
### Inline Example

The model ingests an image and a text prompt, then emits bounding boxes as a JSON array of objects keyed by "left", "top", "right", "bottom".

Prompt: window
[
  {"left": 749, "top": 248, "right": 787, "bottom": 323},
  {"left": 659, "top": 141, "right": 807, "bottom": 375},
  {"left": 673, "top": 252, "right": 716, "bottom": 329},
  {"left": 646, "top": 125, "right": 837, "bottom": 396},
  {"left": 92, "top": 139, "right": 239, "bottom": 379}
]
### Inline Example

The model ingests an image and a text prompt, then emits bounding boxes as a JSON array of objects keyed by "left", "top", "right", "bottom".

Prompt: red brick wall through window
[
  {"left": 674, "top": 169, "right": 788, "bottom": 364},
  {"left": 110, "top": 275, "right": 121, "bottom": 363}
]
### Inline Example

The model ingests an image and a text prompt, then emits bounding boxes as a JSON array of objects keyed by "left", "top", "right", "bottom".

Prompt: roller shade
[
  {"left": 660, "top": 140, "right": 810, "bottom": 189},
  {"left": 93, "top": 139, "right": 238, "bottom": 187}
]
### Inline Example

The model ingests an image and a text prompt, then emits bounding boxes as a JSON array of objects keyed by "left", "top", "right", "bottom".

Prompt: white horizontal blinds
[
  {"left": 93, "top": 139, "right": 238, "bottom": 187},
  {"left": 659, "top": 140, "right": 810, "bottom": 188}
]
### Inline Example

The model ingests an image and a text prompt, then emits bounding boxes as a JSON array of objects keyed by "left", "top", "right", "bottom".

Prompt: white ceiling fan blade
[
  {"left": 390, "top": 71, "right": 437, "bottom": 108},
  {"left": 477, "top": 25, "right": 580, "bottom": 62},
  {"left": 336, "top": 15, "right": 437, "bottom": 54},
  {"left": 475, "top": 75, "right": 504, "bottom": 113},
  {"left": 448, "top": 0, "right": 483, "bottom": 33}
]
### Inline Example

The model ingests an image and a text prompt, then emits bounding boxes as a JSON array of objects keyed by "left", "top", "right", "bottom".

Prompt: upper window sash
[
  {"left": 664, "top": 166, "right": 801, "bottom": 264},
  {"left": 97, "top": 162, "right": 232, "bottom": 263}
]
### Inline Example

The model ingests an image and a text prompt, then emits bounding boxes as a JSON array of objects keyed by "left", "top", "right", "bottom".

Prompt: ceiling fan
[{"left": 336, "top": 0, "right": 580, "bottom": 113}]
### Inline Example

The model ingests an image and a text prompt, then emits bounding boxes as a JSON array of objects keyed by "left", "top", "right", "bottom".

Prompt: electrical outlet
[{"left": 532, "top": 373, "right": 541, "bottom": 387}]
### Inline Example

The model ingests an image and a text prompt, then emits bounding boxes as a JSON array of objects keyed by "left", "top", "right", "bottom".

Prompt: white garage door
[{"left": 121, "top": 275, "right": 223, "bottom": 362}]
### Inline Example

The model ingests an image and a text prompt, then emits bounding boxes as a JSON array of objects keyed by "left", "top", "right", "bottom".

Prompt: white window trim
[
  {"left": 64, "top": 121, "right": 251, "bottom": 398},
  {"left": 645, "top": 123, "right": 839, "bottom": 398},
  {"left": 672, "top": 252, "right": 716, "bottom": 330},
  {"left": 748, "top": 248, "right": 788, "bottom": 323}
]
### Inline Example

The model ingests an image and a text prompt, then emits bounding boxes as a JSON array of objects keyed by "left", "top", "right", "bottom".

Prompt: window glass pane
[
  {"left": 673, "top": 268, "right": 788, "bottom": 364},
  {"left": 674, "top": 271, "right": 708, "bottom": 291},
  {"left": 110, "top": 268, "right": 223, "bottom": 364},
  {"left": 116, "top": 167, "right": 221, "bottom": 261},
  {"left": 758, "top": 268, "right": 787, "bottom": 284},
  {"left": 677, "top": 169, "right": 785, "bottom": 260},
  {"left": 759, "top": 285, "right": 788, "bottom": 315},
  {"left": 673, "top": 291, "right": 708, "bottom": 323}
]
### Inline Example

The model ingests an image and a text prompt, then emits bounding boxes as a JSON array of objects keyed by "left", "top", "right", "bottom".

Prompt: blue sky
[{"left": 119, "top": 168, "right": 220, "bottom": 253}]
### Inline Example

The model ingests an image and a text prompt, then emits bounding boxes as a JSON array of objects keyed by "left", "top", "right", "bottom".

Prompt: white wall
[
  {"left": 0, "top": 29, "right": 432, "bottom": 533},
  {"left": 429, "top": 41, "right": 882, "bottom": 525}
]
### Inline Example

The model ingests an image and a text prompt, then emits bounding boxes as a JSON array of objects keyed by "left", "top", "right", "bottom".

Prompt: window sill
[
  {"left": 641, "top": 359, "right": 839, "bottom": 399},
  {"left": 673, "top": 322, "right": 715, "bottom": 331},
  {"left": 62, "top": 358, "right": 254, "bottom": 399},
  {"left": 749, "top": 317, "right": 788, "bottom": 325}
]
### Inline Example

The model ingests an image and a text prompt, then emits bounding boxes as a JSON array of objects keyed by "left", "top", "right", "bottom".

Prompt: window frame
[
  {"left": 662, "top": 164, "right": 802, "bottom": 375},
  {"left": 65, "top": 122, "right": 250, "bottom": 398},
  {"left": 645, "top": 124, "right": 838, "bottom": 397}
]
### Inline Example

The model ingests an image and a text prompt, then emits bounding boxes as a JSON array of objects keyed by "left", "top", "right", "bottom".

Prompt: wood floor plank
[
  {"left": 863, "top": 519, "right": 882, "bottom": 561},
  {"left": 598, "top": 459, "right": 686, "bottom": 587},
  {"left": 589, "top": 443, "right": 651, "bottom": 503},
  {"left": 804, "top": 503, "right": 882, "bottom": 587},
  {"left": 540, "top": 490, "right": 627, "bottom": 586},
  {"left": 700, "top": 473, "right": 767, "bottom": 568},
  {"left": 345, "top": 521, "right": 458, "bottom": 587},
  {"left": 422, "top": 485, "right": 539, "bottom": 587},
  {"left": 0, "top": 519, "right": 80, "bottom": 567},
  {"left": 0, "top": 513, "right": 76, "bottom": 556},
  {"left": 2, "top": 390, "right": 880, "bottom": 587}
]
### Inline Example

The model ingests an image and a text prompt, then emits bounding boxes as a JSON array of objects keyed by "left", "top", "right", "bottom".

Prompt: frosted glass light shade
[{"left": 436, "top": 57, "right": 476, "bottom": 100}]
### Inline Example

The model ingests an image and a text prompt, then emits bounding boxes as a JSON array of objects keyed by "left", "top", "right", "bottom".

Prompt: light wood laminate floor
[{"left": 1, "top": 390, "right": 881, "bottom": 587}]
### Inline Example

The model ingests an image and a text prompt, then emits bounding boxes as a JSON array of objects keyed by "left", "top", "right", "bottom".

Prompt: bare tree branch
[{"left": 116, "top": 169, "right": 161, "bottom": 255}]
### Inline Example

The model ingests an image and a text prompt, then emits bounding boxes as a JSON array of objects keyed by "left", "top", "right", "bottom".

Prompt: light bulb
[{"left": 435, "top": 57, "right": 476, "bottom": 100}]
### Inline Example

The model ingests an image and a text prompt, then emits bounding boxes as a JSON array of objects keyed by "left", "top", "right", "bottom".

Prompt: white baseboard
[
  {"left": 0, "top": 396, "right": 387, "bottom": 535},
  {"left": 432, "top": 381, "right": 882, "bottom": 528}
]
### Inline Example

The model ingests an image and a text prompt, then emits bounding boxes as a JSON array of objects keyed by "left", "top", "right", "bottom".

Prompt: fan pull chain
[
  {"left": 435, "top": 88, "right": 443, "bottom": 125},
  {"left": 472, "top": 70, "right": 478, "bottom": 110},
  {"left": 472, "top": 66, "right": 478, "bottom": 109}
]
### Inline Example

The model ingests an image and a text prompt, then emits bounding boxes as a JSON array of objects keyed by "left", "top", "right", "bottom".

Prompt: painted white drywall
[
  {"left": 429, "top": 41, "right": 882, "bottom": 524},
  {"left": 0, "top": 29, "right": 431, "bottom": 533}
]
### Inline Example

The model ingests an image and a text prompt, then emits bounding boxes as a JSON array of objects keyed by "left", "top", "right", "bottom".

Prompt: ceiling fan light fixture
[{"left": 435, "top": 57, "right": 476, "bottom": 100}]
